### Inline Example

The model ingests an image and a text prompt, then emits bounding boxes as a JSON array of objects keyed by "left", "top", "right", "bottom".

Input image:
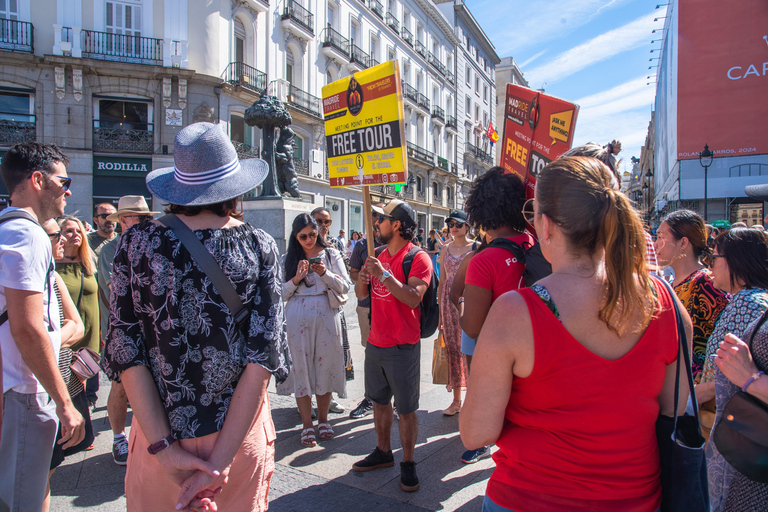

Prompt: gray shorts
[
  {"left": 364, "top": 341, "right": 420, "bottom": 415},
  {"left": 0, "top": 390, "right": 58, "bottom": 512}
]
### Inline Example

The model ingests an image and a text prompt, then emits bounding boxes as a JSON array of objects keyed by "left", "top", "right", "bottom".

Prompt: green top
[{"left": 56, "top": 262, "right": 100, "bottom": 353}]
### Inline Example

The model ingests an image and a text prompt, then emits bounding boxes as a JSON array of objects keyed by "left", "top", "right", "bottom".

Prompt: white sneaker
[{"left": 329, "top": 399, "right": 345, "bottom": 414}]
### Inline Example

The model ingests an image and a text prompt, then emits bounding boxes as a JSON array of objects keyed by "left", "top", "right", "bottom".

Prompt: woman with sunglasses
[
  {"left": 56, "top": 216, "right": 100, "bottom": 355},
  {"left": 437, "top": 211, "right": 475, "bottom": 417},
  {"left": 461, "top": 157, "right": 691, "bottom": 512},
  {"left": 278, "top": 213, "right": 350, "bottom": 447},
  {"left": 701, "top": 228, "right": 768, "bottom": 511}
]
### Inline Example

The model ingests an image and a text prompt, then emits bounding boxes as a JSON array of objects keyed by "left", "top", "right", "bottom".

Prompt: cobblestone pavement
[{"left": 50, "top": 302, "right": 494, "bottom": 511}]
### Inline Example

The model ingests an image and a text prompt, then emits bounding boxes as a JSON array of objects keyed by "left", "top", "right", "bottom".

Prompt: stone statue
[
  {"left": 274, "top": 127, "right": 301, "bottom": 198},
  {"left": 244, "top": 95, "right": 297, "bottom": 198}
]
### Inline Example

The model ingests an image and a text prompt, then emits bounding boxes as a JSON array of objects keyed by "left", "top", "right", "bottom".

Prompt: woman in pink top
[{"left": 460, "top": 157, "right": 693, "bottom": 512}]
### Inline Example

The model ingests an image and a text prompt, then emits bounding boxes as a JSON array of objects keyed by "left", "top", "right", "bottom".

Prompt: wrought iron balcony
[
  {"left": 288, "top": 84, "right": 322, "bottom": 118},
  {"left": 0, "top": 114, "right": 35, "bottom": 145},
  {"left": 416, "top": 188, "right": 426, "bottom": 202},
  {"left": 401, "top": 82, "right": 418, "bottom": 104},
  {"left": 0, "top": 18, "right": 34, "bottom": 53},
  {"left": 427, "top": 51, "right": 446, "bottom": 75},
  {"left": 294, "top": 158, "right": 309, "bottom": 177},
  {"left": 401, "top": 26, "right": 413, "bottom": 47},
  {"left": 81, "top": 29, "right": 162, "bottom": 65},
  {"left": 222, "top": 62, "right": 268, "bottom": 95},
  {"left": 321, "top": 27, "right": 349, "bottom": 59},
  {"left": 232, "top": 141, "right": 261, "bottom": 160},
  {"left": 93, "top": 120, "right": 154, "bottom": 153},
  {"left": 447, "top": 70, "right": 455, "bottom": 85},
  {"left": 417, "top": 93, "right": 430, "bottom": 111},
  {"left": 415, "top": 40, "right": 426, "bottom": 58},
  {"left": 407, "top": 142, "right": 435, "bottom": 165},
  {"left": 281, "top": 0, "right": 314, "bottom": 36},
  {"left": 467, "top": 143, "right": 493, "bottom": 164},
  {"left": 437, "top": 156, "right": 448, "bottom": 171},
  {"left": 432, "top": 105, "right": 445, "bottom": 122},
  {"left": 446, "top": 115, "right": 457, "bottom": 130},
  {"left": 350, "top": 44, "right": 374, "bottom": 69},
  {"left": 386, "top": 12, "right": 399, "bottom": 33},
  {"left": 369, "top": 0, "right": 384, "bottom": 19},
  {"left": 449, "top": 161, "right": 458, "bottom": 175}
]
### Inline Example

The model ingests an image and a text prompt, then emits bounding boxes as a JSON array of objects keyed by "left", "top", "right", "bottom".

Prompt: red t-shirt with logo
[
  {"left": 368, "top": 242, "right": 433, "bottom": 348},
  {"left": 464, "top": 233, "right": 534, "bottom": 302}
]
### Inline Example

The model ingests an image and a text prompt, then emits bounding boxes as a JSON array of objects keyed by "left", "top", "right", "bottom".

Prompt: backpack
[
  {"left": 486, "top": 236, "right": 552, "bottom": 286},
  {"left": 375, "top": 244, "right": 440, "bottom": 338}
]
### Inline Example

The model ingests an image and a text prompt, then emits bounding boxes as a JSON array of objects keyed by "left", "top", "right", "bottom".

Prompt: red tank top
[{"left": 487, "top": 281, "right": 678, "bottom": 512}]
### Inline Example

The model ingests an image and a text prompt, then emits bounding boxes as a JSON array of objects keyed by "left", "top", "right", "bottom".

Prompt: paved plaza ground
[{"left": 49, "top": 302, "right": 494, "bottom": 511}]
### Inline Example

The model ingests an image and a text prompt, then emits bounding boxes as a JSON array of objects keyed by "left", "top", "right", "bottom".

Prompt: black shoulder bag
[
  {"left": 158, "top": 214, "right": 250, "bottom": 335},
  {"left": 712, "top": 308, "right": 768, "bottom": 483},
  {"left": 655, "top": 277, "right": 709, "bottom": 512}
]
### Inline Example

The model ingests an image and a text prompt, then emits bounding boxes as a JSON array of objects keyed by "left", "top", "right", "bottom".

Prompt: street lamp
[{"left": 699, "top": 143, "right": 713, "bottom": 221}]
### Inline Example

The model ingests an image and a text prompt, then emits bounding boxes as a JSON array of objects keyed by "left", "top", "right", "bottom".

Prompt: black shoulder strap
[
  {"left": 158, "top": 214, "right": 250, "bottom": 332},
  {"left": 0, "top": 210, "right": 44, "bottom": 327},
  {"left": 401, "top": 246, "right": 422, "bottom": 282},
  {"left": 487, "top": 237, "right": 526, "bottom": 262},
  {"left": 375, "top": 245, "right": 387, "bottom": 257}
]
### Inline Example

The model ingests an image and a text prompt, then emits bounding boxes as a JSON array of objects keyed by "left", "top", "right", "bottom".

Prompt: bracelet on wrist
[{"left": 742, "top": 371, "right": 764, "bottom": 393}]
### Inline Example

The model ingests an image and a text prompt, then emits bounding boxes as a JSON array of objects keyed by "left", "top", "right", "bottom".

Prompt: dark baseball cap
[
  {"left": 372, "top": 199, "right": 416, "bottom": 226},
  {"left": 447, "top": 210, "right": 468, "bottom": 223}
]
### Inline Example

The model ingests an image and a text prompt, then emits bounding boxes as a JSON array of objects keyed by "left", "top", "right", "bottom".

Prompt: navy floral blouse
[{"left": 102, "top": 221, "right": 291, "bottom": 439}]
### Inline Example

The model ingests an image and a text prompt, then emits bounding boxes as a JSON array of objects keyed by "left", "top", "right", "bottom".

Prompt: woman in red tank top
[{"left": 460, "top": 157, "right": 693, "bottom": 512}]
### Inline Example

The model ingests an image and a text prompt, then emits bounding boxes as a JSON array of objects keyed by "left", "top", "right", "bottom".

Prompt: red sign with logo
[
  {"left": 499, "top": 84, "right": 579, "bottom": 199},
  {"left": 677, "top": 0, "right": 768, "bottom": 159}
]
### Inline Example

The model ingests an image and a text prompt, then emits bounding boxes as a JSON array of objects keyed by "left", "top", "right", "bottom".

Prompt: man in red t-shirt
[{"left": 352, "top": 199, "right": 432, "bottom": 493}]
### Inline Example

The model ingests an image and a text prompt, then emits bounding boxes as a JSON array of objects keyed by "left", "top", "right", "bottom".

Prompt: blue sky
[{"left": 467, "top": 0, "right": 667, "bottom": 174}]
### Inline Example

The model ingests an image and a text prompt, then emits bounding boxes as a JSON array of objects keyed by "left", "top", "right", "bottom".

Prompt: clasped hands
[
  {"left": 157, "top": 443, "right": 231, "bottom": 512},
  {"left": 293, "top": 259, "right": 327, "bottom": 285}
]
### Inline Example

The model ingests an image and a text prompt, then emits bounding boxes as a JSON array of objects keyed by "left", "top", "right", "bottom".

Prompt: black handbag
[
  {"left": 655, "top": 278, "right": 709, "bottom": 512},
  {"left": 712, "top": 309, "right": 768, "bottom": 483}
]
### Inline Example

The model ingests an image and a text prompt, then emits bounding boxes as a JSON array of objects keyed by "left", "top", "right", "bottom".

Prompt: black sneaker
[
  {"left": 349, "top": 397, "right": 373, "bottom": 419},
  {"left": 400, "top": 461, "right": 419, "bottom": 492},
  {"left": 352, "top": 447, "right": 394, "bottom": 472},
  {"left": 112, "top": 436, "right": 129, "bottom": 466},
  {"left": 346, "top": 366, "right": 355, "bottom": 381}
]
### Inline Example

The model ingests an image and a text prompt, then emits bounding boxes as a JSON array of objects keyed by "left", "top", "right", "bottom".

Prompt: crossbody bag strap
[
  {"left": 76, "top": 268, "right": 84, "bottom": 310},
  {"left": 158, "top": 214, "right": 250, "bottom": 332},
  {"left": 0, "top": 210, "right": 45, "bottom": 327}
]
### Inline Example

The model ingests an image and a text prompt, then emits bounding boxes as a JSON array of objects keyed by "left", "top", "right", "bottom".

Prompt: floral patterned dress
[
  {"left": 102, "top": 222, "right": 291, "bottom": 440},
  {"left": 702, "top": 287, "right": 768, "bottom": 512},
  {"left": 439, "top": 244, "right": 471, "bottom": 391}
]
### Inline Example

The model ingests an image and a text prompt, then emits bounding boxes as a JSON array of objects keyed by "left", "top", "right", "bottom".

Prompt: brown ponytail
[{"left": 537, "top": 157, "right": 656, "bottom": 335}]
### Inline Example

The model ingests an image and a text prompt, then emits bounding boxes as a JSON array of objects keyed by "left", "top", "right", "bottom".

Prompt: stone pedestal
[{"left": 242, "top": 197, "right": 314, "bottom": 254}]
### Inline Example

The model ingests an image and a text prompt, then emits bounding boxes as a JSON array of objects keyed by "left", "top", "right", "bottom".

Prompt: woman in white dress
[{"left": 278, "top": 213, "right": 350, "bottom": 447}]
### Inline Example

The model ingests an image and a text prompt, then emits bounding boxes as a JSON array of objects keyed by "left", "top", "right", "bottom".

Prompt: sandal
[
  {"left": 301, "top": 427, "right": 317, "bottom": 447},
  {"left": 317, "top": 422, "right": 334, "bottom": 441}
]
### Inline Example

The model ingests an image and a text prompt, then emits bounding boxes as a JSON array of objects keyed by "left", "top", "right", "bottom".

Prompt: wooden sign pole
[{"left": 362, "top": 185, "right": 375, "bottom": 257}]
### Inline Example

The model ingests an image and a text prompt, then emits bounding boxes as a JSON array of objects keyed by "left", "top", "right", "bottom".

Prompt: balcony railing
[
  {"left": 417, "top": 93, "right": 430, "bottom": 111},
  {"left": 350, "top": 44, "right": 374, "bottom": 69},
  {"left": 81, "top": 29, "right": 162, "bottom": 65},
  {"left": 93, "top": 120, "right": 154, "bottom": 153},
  {"left": 417, "top": 188, "right": 426, "bottom": 202},
  {"left": 0, "top": 18, "right": 34, "bottom": 53},
  {"left": 437, "top": 156, "right": 448, "bottom": 171},
  {"left": 447, "top": 70, "right": 455, "bottom": 85},
  {"left": 0, "top": 114, "right": 35, "bottom": 145},
  {"left": 294, "top": 158, "right": 309, "bottom": 177},
  {"left": 427, "top": 51, "right": 446, "bottom": 75},
  {"left": 369, "top": 0, "right": 384, "bottom": 18},
  {"left": 232, "top": 141, "right": 260, "bottom": 160},
  {"left": 401, "top": 26, "right": 413, "bottom": 47},
  {"left": 407, "top": 142, "right": 435, "bottom": 165},
  {"left": 222, "top": 61, "right": 268, "bottom": 95},
  {"left": 432, "top": 105, "right": 445, "bottom": 122},
  {"left": 415, "top": 40, "right": 426, "bottom": 58},
  {"left": 446, "top": 115, "right": 457, "bottom": 129},
  {"left": 282, "top": 0, "right": 314, "bottom": 35},
  {"left": 288, "top": 84, "right": 322, "bottom": 118},
  {"left": 385, "top": 12, "right": 399, "bottom": 33},
  {"left": 449, "top": 162, "right": 458, "bottom": 175},
  {"left": 321, "top": 27, "right": 349, "bottom": 58},
  {"left": 402, "top": 82, "right": 418, "bottom": 103},
  {"left": 467, "top": 143, "right": 493, "bottom": 164}
]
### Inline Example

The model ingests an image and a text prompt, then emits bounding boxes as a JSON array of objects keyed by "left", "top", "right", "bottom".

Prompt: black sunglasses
[
  {"left": 30, "top": 173, "right": 72, "bottom": 192},
  {"left": 94, "top": 213, "right": 113, "bottom": 220},
  {"left": 377, "top": 215, "right": 393, "bottom": 223},
  {"left": 446, "top": 220, "right": 465, "bottom": 229},
  {"left": 47, "top": 231, "right": 62, "bottom": 240}
]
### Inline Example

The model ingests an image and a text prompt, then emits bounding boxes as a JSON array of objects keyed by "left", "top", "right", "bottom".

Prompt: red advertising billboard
[
  {"left": 677, "top": 0, "right": 768, "bottom": 159},
  {"left": 499, "top": 84, "right": 579, "bottom": 199}
]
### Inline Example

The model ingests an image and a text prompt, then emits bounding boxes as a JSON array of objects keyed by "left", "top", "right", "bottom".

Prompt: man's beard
[
  {"left": 378, "top": 229, "right": 392, "bottom": 244},
  {"left": 102, "top": 223, "right": 116, "bottom": 234}
]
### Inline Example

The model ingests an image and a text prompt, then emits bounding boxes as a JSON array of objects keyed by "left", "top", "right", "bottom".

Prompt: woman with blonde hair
[
  {"left": 56, "top": 215, "right": 99, "bottom": 354},
  {"left": 461, "top": 157, "right": 692, "bottom": 512}
]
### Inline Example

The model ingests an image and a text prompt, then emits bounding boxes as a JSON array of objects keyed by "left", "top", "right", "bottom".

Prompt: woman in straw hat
[{"left": 101, "top": 122, "right": 291, "bottom": 512}]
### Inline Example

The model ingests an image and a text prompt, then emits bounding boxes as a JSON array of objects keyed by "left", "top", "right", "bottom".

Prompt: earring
[{"left": 540, "top": 238, "right": 551, "bottom": 247}]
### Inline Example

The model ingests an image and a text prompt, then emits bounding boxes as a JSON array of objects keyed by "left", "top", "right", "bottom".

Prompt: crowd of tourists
[{"left": 1, "top": 126, "right": 767, "bottom": 512}]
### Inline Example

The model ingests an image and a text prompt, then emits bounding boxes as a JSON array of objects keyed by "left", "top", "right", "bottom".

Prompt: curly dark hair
[
  {"left": 397, "top": 218, "right": 417, "bottom": 241},
  {"left": 464, "top": 167, "right": 527, "bottom": 232},
  {"left": 165, "top": 197, "right": 243, "bottom": 219},
  {"left": 284, "top": 213, "right": 328, "bottom": 283}
]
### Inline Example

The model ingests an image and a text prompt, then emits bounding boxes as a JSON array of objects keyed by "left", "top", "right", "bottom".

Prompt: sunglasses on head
[
  {"left": 446, "top": 220, "right": 464, "bottom": 229},
  {"left": 298, "top": 232, "right": 318, "bottom": 241}
]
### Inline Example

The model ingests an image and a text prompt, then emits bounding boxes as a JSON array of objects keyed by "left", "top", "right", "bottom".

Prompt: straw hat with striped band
[{"left": 146, "top": 122, "right": 269, "bottom": 206}]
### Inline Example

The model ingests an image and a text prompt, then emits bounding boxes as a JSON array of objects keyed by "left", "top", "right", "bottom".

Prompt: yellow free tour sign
[{"left": 322, "top": 60, "right": 407, "bottom": 188}]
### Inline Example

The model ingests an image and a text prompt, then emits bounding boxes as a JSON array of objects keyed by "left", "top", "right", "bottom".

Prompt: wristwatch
[
  {"left": 147, "top": 433, "right": 177, "bottom": 455},
  {"left": 381, "top": 270, "right": 392, "bottom": 282}
]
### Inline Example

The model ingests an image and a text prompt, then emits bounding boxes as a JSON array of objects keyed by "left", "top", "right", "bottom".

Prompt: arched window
[
  {"left": 432, "top": 182, "right": 439, "bottom": 200},
  {"left": 234, "top": 18, "right": 246, "bottom": 63}
]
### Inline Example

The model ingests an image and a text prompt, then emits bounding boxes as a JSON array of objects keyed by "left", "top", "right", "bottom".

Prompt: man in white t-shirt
[{"left": 0, "top": 142, "right": 85, "bottom": 512}]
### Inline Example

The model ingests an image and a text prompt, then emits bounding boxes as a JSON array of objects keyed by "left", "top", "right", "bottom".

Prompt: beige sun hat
[{"left": 106, "top": 195, "right": 161, "bottom": 222}]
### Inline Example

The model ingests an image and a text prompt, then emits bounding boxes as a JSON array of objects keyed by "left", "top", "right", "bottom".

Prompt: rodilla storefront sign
[
  {"left": 92, "top": 155, "right": 153, "bottom": 200},
  {"left": 93, "top": 155, "right": 152, "bottom": 174}
]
